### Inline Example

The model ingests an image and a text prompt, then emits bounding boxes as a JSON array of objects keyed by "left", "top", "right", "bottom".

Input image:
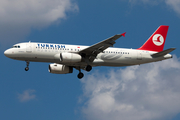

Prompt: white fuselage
[{"left": 4, "top": 42, "right": 172, "bottom": 67}]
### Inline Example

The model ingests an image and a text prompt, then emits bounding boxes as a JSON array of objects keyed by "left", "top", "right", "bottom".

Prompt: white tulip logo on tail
[{"left": 152, "top": 34, "right": 164, "bottom": 46}]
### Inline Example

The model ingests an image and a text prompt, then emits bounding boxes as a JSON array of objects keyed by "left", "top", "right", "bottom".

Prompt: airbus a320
[{"left": 4, "top": 25, "right": 175, "bottom": 79}]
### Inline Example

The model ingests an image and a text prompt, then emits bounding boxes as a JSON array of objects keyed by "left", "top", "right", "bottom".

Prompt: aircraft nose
[{"left": 4, "top": 49, "right": 11, "bottom": 57}]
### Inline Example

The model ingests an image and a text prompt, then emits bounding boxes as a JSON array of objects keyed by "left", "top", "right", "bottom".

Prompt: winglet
[{"left": 121, "top": 32, "right": 126, "bottom": 37}]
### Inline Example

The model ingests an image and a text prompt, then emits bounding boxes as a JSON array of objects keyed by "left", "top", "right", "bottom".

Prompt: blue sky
[{"left": 1, "top": 0, "right": 180, "bottom": 120}]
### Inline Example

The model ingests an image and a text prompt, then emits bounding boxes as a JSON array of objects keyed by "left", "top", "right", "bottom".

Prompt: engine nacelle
[
  {"left": 48, "top": 63, "right": 73, "bottom": 74},
  {"left": 54, "top": 53, "right": 82, "bottom": 63},
  {"left": 59, "top": 53, "right": 82, "bottom": 63}
]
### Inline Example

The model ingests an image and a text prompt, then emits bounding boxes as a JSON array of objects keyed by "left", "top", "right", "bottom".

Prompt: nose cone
[{"left": 4, "top": 49, "right": 11, "bottom": 58}]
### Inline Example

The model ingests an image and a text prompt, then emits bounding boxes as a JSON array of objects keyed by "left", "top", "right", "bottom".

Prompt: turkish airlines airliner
[{"left": 4, "top": 25, "right": 175, "bottom": 79}]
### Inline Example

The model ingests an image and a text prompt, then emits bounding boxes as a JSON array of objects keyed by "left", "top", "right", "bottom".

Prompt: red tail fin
[{"left": 138, "top": 25, "right": 169, "bottom": 52}]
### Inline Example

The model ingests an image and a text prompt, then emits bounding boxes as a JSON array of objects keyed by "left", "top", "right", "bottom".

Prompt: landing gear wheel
[
  {"left": 25, "top": 67, "right": 29, "bottom": 71},
  {"left": 78, "top": 72, "right": 84, "bottom": 79},
  {"left": 25, "top": 61, "right": 30, "bottom": 71},
  {"left": 86, "top": 65, "right": 92, "bottom": 72}
]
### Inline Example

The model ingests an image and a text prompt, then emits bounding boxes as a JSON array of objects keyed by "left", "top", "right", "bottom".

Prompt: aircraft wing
[{"left": 78, "top": 32, "right": 126, "bottom": 62}]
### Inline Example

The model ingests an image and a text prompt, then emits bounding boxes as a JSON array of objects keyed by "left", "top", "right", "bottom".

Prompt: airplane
[{"left": 4, "top": 25, "right": 175, "bottom": 79}]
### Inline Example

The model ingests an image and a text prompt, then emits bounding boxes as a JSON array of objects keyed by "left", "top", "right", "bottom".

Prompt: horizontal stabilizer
[{"left": 151, "top": 48, "right": 176, "bottom": 58}]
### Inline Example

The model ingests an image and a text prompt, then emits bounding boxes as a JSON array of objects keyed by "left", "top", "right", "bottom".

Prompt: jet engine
[
  {"left": 48, "top": 63, "right": 73, "bottom": 74},
  {"left": 54, "top": 53, "right": 82, "bottom": 63}
]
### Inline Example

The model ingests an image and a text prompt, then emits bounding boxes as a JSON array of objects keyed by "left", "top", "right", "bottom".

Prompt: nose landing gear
[{"left": 25, "top": 61, "right": 29, "bottom": 71}]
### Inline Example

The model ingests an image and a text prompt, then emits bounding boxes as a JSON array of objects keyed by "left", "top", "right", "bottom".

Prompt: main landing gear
[
  {"left": 77, "top": 65, "right": 92, "bottom": 79},
  {"left": 77, "top": 67, "right": 84, "bottom": 79},
  {"left": 78, "top": 72, "right": 84, "bottom": 79},
  {"left": 25, "top": 61, "right": 29, "bottom": 71},
  {"left": 86, "top": 65, "right": 92, "bottom": 72}
]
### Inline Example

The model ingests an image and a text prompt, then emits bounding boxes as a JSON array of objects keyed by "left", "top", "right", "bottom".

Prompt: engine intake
[{"left": 48, "top": 63, "right": 73, "bottom": 74}]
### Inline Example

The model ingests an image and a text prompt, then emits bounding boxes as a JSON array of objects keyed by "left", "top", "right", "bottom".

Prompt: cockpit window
[{"left": 12, "top": 45, "right": 20, "bottom": 48}]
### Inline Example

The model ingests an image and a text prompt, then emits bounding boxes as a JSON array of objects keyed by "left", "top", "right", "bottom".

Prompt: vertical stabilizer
[{"left": 138, "top": 25, "right": 169, "bottom": 52}]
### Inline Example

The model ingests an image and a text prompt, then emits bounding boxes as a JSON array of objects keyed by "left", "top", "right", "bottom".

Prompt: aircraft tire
[
  {"left": 78, "top": 72, "right": 84, "bottom": 79},
  {"left": 86, "top": 65, "right": 92, "bottom": 72},
  {"left": 25, "top": 67, "right": 29, "bottom": 71}
]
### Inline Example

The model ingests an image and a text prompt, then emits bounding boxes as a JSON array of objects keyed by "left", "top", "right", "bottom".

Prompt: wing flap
[{"left": 151, "top": 48, "right": 176, "bottom": 58}]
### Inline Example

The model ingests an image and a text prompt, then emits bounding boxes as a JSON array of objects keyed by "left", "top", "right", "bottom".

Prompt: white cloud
[
  {"left": 165, "top": 0, "right": 180, "bottom": 14},
  {"left": 80, "top": 56, "right": 180, "bottom": 120},
  {"left": 17, "top": 89, "right": 36, "bottom": 102},
  {"left": 0, "top": 0, "right": 78, "bottom": 46}
]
